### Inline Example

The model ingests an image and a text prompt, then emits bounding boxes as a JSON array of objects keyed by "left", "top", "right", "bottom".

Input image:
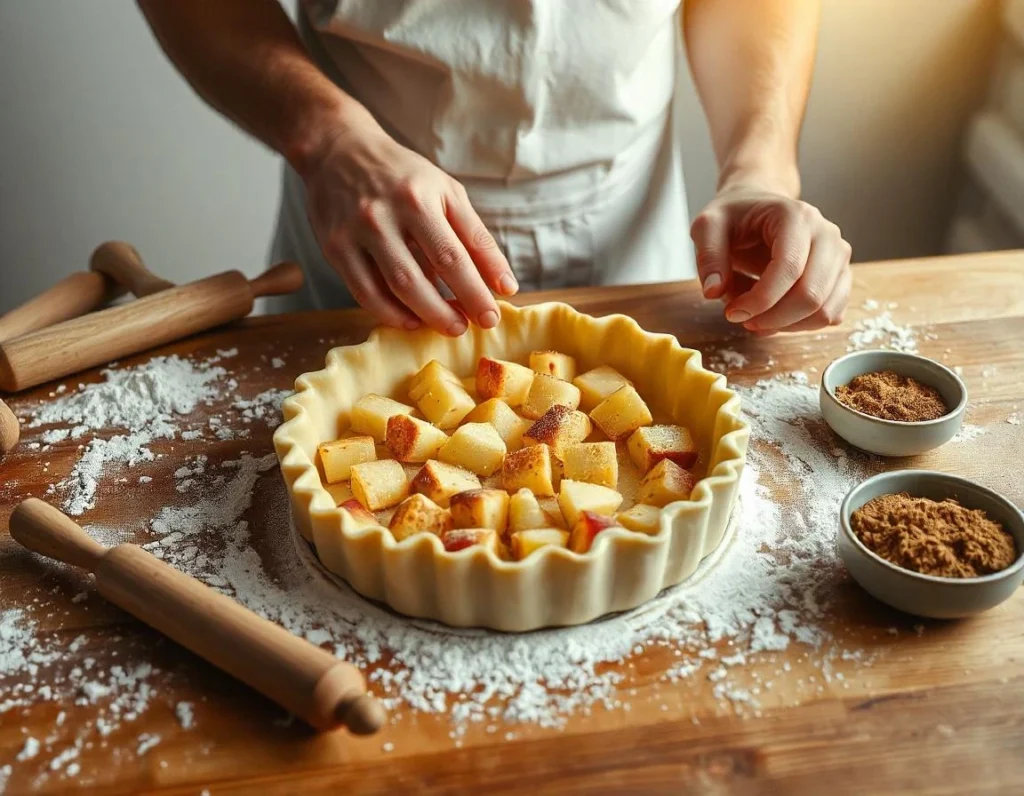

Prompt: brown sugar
[
  {"left": 850, "top": 492, "right": 1017, "bottom": 578},
  {"left": 834, "top": 370, "right": 948, "bottom": 422}
]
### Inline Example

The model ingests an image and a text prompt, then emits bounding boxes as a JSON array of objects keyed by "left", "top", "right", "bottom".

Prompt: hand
[
  {"left": 301, "top": 126, "right": 518, "bottom": 335},
  {"left": 690, "top": 187, "right": 852, "bottom": 334}
]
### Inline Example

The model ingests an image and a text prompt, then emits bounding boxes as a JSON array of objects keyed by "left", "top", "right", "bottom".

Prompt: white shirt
[{"left": 271, "top": 0, "right": 696, "bottom": 310}]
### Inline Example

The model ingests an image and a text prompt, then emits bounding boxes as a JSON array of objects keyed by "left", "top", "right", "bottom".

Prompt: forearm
[
  {"left": 683, "top": 0, "right": 820, "bottom": 197},
  {"left": 137, "top": 0, "right": 382, "bottom": 176}
]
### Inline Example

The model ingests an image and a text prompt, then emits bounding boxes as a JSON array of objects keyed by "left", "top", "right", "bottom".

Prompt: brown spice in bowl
[
  {"left": 850, "top": 492, "right": 1017, "bottom": 578},
  {"left": 834, "top": 370, "right": 948, "bottom": 422}
]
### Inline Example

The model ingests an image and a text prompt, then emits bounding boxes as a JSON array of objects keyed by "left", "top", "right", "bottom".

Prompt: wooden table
[{"left": 1, "top": 252, "right": 1022, "bottom": 795}]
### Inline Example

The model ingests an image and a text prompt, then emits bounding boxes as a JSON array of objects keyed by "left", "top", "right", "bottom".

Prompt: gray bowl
[
  {"left": 839, "top": 470, "right": 1024, "bottom": 618},
  {"left": 820, "top": 350, "right": 967, "bottom": 456}
]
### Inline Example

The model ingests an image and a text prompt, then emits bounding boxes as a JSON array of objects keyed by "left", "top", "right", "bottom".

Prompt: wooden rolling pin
[
  {"left": 0, "top": 260, "right": 303, "bottom": 393},
  {"left": 9, "top": 498, "right": 385, "bottom": 734}
]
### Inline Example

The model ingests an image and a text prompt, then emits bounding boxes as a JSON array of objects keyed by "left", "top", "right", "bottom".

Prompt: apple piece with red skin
[
  {"left": 441, "top": 528, "right": 499, "bottom": 554},
  {"left": 568, "top": 510, "right": 622, "bottom": 554},
  {"left": 339, "top": 498, "right": 378, "bottom": 529}
]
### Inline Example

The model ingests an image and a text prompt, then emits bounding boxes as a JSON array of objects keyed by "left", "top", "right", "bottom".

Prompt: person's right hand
[{"left": 300, "top": 124, "right": 518, "bottom": 335}]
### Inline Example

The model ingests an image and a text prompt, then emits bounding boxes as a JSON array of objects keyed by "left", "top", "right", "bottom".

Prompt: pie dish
[{"left": 274, "top": 301, "right": 749, "bottom": 631}]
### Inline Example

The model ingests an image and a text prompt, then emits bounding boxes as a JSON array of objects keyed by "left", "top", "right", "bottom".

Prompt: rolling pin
[
  {"left": 0, "top": 260, "right": 304, "bottom": 393},
  {"left": 9, "top": 498, "right": 385, "bottom": 734}
]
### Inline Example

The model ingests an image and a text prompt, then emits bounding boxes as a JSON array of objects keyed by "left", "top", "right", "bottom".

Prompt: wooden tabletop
[{"left": 1, "top": 252, "right": 1023, "bottom": 795}]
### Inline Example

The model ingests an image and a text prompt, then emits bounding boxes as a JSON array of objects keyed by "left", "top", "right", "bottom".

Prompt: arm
[
  {"left": 138, "top": 0, "right": 516, "bottom": 334},
  {"left": 684, "top": 0, "right": 851, "bottom": 333}
]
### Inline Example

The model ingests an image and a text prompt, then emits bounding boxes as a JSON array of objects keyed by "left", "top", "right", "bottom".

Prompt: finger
[
  {"left": 724, "top": 206, "right": 813, "bottom": 323},
  {"left": 690, "top": 208, "right": 731, "bottom": 299},
  {"left": 778, "top": 265, "right": 853, "bottom": 333},
  {"left": 405, "top": 200, "right": 501, "bottom": 328},
  {"left": 358, "top": 216, "right": 468, "bottom": 335},
  {"left": 742, "top": 235, "right": 846, "bottom": 331},
  {"left": 719, "top": 273, "right": 756, "bottom": 304},
  {"left": 445, "top": 187, "right": 519, "bottom": 298},
  {"left": 331, "top": 241, "right": 421, "bottom": 330}
]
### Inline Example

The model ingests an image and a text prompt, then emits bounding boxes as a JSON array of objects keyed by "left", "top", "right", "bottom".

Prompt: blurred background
[{"left": 0, "top": 0, "right": 1017, "bottom": 313}]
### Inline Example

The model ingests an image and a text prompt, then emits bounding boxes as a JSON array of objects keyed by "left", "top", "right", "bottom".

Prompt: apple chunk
[
  {"left": 521, "top": 373, "right": 582, "bottom": 420},
  {"left": 350, "top": 394, "right": 414, "bottom": 442},
  {"left": 476, "top": 357, "right": 534, "bottom": 405},
  {"left": 636, "top": 459, "right": 696, "bottom": 507},
  {"left": 318, "top": 435, "right": 376, "bottom": 483},
  {"left": 522, "top": 404, "right": 592, "bottom": 459},
  {"left": 501, "top": 443, "right": 556, "bottom": 496},
  {"left": 438, "top": 422, "right": 506, "bottom": 477},
  {"left": 441, "top": 528, "right": 499, "bottom": 554},
  {"left": 557, "top": 479, "right": 623, "bottom": 528},
  {"left": 561, "top": 441, "right": 618, "bottom": 489},
  {"left": 616, "top": 503, "right": 662, "bottom": 535},
  {"left": 627, "top": 425, "right": 698, "bottom": 472},
  {"left": 589, "top": 384, "right": 652, "bottom": 440},
  {"left": 449, "top": 488, "right": 510, "bottom": 533},
  {"left": 350, "top": 459, "right": 409, "bottom": 511},
  {"left": 511, "top": 528, "right": 570, "bottom": 560},
  {"left": 339, "top": 498, "right": 379, "bottom": 530},
  {"left": 385, "top": 414, "right": 448, "bottom": 462},
  {"left": 573, "top": 366, "right": 632, "bottom": 412},
  {"left": 410, "top": 460, "right": 481, "bottom": 508},
  {"left": 568, "top": 511, "right": 621, "bottom": 554},
  {"left": 388, "top": 493, "right": 453, "bottom": 541},
  {"left": 529, "top": 351, "right": 577, "bottom": 382}
]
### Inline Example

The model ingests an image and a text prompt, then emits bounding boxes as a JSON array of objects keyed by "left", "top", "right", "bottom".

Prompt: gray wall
[{"left": 0, "top": 0, "right": 999, "bottom": 314}]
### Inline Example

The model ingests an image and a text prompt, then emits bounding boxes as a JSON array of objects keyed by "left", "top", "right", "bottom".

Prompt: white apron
[{"left": 270, "top": 0, "right": 696, "bottom": 311}]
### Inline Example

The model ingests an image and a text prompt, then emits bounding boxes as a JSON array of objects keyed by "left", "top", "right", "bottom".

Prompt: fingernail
[
  {"left": 727, "top": 309, "right": 751, "bottom": 323},
  {"left": 478, "top": 309, "right": 499, "bottom": 328},
  {"left": 499, "top": 273, "right": 519, "bottom": 295},
  {"left": 702, "top": 273, "right": 722, "bottom": 296},
  {"left": 403, "top": 319, "right": 421, "bottom": 331},
  {"left": 447, "top": 318, "right": 468, "bottom": 336}
]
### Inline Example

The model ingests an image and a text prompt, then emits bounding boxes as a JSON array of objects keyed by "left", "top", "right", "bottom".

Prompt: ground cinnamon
[
  {"left": 834, "top": 370, "right": 948, "bottom": 422},
  {"left": 850, "top": 492, "right": 1017, "bottom": 578}
]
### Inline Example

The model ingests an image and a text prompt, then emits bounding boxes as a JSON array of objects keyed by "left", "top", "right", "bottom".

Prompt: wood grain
[{"left": 0, "top": 252, "right": 1022, "bottom": 795}]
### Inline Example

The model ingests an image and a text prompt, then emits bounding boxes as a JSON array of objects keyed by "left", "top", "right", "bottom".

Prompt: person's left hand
[{"left": 690, "top": 187, "right": 852, "bottom": 334}]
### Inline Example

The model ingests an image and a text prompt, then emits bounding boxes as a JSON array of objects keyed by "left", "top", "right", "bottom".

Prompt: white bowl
[
  {"left": 839, "top": 470, "right": 1024, "bottom": 618},
  {"left": 820, "top": 350, "right": 967, "bottom": 456}
]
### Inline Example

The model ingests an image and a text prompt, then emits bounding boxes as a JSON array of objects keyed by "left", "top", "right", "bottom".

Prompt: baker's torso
[{"left": 273, "top": 0, "right": 696, "bottom": 310}]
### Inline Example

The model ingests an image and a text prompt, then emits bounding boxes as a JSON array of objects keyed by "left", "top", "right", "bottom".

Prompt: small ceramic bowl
[
  {"left": 839, "top": 470, "right": 1024, "bottom": 618},
  {"left": 820, "top": 350, "right": 967, "bottom": 456}
]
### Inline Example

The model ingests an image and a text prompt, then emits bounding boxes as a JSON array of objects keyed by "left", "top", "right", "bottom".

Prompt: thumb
[{"left": 689, "top": 208, "right": 731, "bottom": 300}]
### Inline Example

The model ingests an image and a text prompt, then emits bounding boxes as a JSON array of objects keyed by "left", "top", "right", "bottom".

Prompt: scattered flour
[
  {"left": 847, "top": 311, "right": 917, "bottom": 353},
  {"left": 706, "top": 349, "right": 748, "bottom": 374},
  {"left": 135, "top": 733, "right": 161, "bottom": 756},
  {"left": 175, "top": 701, "right": 195, "bottom": 730},
  {"left": 951, "top": 424, "right": 986, "bottom": 443}
]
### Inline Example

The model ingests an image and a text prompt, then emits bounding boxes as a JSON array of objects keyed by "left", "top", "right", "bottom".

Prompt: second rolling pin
[
  {"left": 9, "top": 498, "right": 385, "bottom": 734},
  {"left": 0, "top": 260, "right": 304, "bottom": 393}
]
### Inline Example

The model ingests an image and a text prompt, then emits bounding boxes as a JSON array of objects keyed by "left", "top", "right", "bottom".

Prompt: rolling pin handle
[
  {"left": 336, "top": 692, "right": 388, "bottom": 736},
  {"left": 89, "top": 241, "right": 176, "bottom": 298},
  {"left": 0, "top": 398, "right": 19, "bottom": 455},
  {"left": 9, "top": 498, "right": 107, "bottom": 571},
  {"left": 249, "top": 262, "right": 305, "bottom": 299}
]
